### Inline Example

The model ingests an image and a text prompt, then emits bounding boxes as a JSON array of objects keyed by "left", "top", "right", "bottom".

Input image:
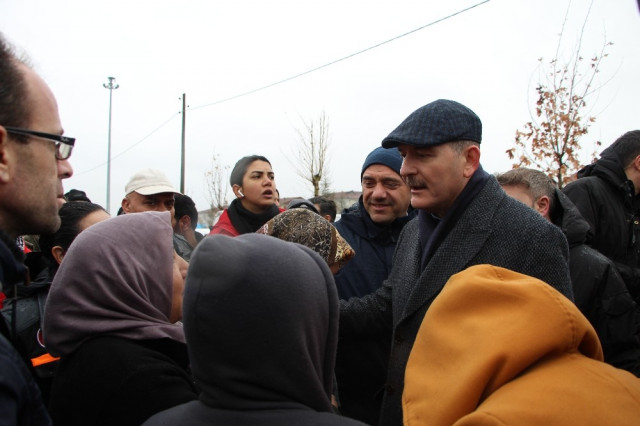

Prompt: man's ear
[
  {"left": 462, "top": 144, "right": 481, "bottom": 178},
  {"left": 121, "top": 197, "right": 131, "bottom": 213},
  {"left": 179, "top": 215, "right": 191, "bottom": 233},
  {"left": 534, "top": 195, "right": 551, "bottom": 218},
  {"left": 0, "top": 127, "right": 12, "bottom": 184},
  {"left": 51, "top": 246, "right": 65, "bottom": 265}
]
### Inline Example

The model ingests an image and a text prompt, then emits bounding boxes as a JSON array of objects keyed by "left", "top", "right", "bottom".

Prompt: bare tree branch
[
  {"left": 288, "top": 112, "right": 332, "bottom": 197},
  {"left": 204, "top": 152, "right": 229, "bottom": 212}
]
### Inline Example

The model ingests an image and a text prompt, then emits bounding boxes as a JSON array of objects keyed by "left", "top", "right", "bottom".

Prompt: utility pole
[
  {"left": 103, "top": 77, "right": 119, "bottom": 213},
  {"left": 180, "top": 94, "right": 186, "bottom": 193}
]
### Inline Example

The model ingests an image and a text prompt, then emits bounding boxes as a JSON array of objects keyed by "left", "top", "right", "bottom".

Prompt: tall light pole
[{"left": 103, "top": 77, "right": 119, "bottom": 213}]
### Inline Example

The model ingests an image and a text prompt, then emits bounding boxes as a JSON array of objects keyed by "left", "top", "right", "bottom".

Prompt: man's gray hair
[{"left": 495, "top": 167, "right": 556, "bottom": 213}]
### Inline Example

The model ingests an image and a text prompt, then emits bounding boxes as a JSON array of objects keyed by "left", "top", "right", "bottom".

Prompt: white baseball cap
[{"left": 125, "top": 169, "right": 180, "bottom": 195}]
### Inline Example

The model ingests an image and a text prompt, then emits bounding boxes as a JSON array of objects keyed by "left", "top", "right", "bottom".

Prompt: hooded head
[{"left": 184, "top": 233, "right": 338, "bottom": 412}]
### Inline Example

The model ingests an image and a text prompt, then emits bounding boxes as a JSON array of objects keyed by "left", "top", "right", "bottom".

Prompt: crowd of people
[{"left": 2, "top": 33, "right": 640, "bottom": 425}]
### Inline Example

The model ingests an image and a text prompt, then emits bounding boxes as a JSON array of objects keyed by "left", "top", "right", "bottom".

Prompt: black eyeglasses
[{"left": 3, "top": 126, "right": 75, "bottom": 160}]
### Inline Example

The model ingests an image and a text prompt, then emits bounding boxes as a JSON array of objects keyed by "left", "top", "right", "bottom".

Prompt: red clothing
[
  {"left": 209, "top": 210, "right": 239, "bottom": 237},
  {"left": 209, "top": 207, "right": 285, "bottom": 237}
]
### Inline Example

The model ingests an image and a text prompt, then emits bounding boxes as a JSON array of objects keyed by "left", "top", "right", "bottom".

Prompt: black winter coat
[
  {"left": 563, "top": 148, "right": 640, "bottom": 299},
  {"left": 48, "top": 336, "right": 197, "bottom": 426},
  {"left": 333, "top": 199, "right": 415, "bottom": 425},
  {"left": 552, "top": 189, "right": 640, "bottom": 375},
  {"left": 0, "top": 233, "right": 51, "bottom": 426},
  {"left": 340, "top": 177, "right": 572, "bottom": 426}
]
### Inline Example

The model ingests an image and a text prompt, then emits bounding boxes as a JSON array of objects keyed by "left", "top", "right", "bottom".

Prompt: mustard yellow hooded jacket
[{"left": 403, "top": 264, "right": 640, "bottom": 425}]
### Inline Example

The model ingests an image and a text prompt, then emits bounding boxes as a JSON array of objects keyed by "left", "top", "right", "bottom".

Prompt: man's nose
[{"left": 57, "top": 158, "right": 73, "bottom": 179}]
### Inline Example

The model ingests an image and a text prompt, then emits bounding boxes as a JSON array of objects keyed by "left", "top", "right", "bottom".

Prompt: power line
[
  {"left": 74, "top": 0, "right": 490, "bottom": 175},
  {"left": 189, "top": 0, "right": 490, "bottom": 111},
  {"left": 74, "top": 112, "right": 179, "bottom": 175}
]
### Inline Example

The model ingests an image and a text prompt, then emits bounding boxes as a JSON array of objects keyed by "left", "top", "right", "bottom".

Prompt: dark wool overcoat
[{"left": 340, "top": 176, "right": 573, "bottom": 426}]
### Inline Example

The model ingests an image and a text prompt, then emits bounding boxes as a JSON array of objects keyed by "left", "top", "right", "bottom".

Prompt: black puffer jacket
[
  {"left": 553, "top": 189, "right": 640, "bottom": 375},
  {"left": 563, "top": 147, "right": 640, "bottom": 299}
]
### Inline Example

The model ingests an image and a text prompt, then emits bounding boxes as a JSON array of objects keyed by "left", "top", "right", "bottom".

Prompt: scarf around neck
[
  {"left": 227, "top": 198, "right": 281, "bottom": 234},
  {"left": 419, "top": 166, "right": 490, "bottom": 269}
]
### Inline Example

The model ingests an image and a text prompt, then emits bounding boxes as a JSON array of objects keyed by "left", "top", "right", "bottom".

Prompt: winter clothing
[
  {"left": 49, "top": 336, "right": 196, "bottom": 426},
  {"left": 143, "top": 234, "right": 366, "bottom": 426},
  {"left": 332, "top": 198, "right": 414, "bottom": 424},
  {"left": 0, "top": 231, "right": 51, "bottom": 426},
  {"left": 382, "top": 99, "right": 482, "bottom": 148},
  {"left": 173, "top": 233, "right": 194, "bottom": 261},
  {"left": 209, "top": 198, "right": 282, "bottom": 236},
  {"left": 44, "top": 212, "right": 185, "bottom": 356},
  {"left": 286, "top": 198, "right": 319, "bottom": 213},
  {"left": 257, "top": 208, "right": 354, "bottom": 269},
  {"left": 360, "top": 146, "right": 403, "bottom": 178},
  {"left": 403, "top": 265, "right": 640, "bottom": 426},
  {"left": 1, "top": 266, "right": 57, "bottom": 404},
  {"left": 552, "top": 188, "right": 640, "bottom": 375},
  {"left": 340, "top": 176, "right": 572, "bottom": 426},
  {"left": 44, "top": 212, "right": 196, "bottom": 425},
  {"left": 563, "top": 146, "right": 640, "bottom": 299},
  {"left": 334, "top": 198, "right": 415, "bottom": 300}
]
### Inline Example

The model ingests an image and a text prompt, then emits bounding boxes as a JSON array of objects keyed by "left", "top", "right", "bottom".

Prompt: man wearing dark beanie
[
  {"left": 333, "top": 146, "right": 414, "bottom": 425},
  {"left": 339, "top": 99, "right": 573, "bottom": 426}
]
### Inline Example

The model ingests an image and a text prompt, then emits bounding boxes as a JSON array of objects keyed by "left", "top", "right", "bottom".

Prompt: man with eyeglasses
[{"left": 0, "top": 34, "right": 74, "bottom": 425}]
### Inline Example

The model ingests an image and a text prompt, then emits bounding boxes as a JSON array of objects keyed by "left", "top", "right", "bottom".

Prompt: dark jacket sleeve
[
  {"left": 339, "top": 277, "right": 393, "bottom": 337},
  {"left": 572, "top": 246, "right": 640, "bottom": 376},
  {"left": 0, "top": 335, "right": 51, "bottom": 426}
]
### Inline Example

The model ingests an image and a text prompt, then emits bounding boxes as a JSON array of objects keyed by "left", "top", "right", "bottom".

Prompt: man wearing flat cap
[{"left": 339, "top": 99, "right": 573, "bottom": 426}]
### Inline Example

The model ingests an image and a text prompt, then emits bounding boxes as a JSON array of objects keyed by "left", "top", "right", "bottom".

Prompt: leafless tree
[
  {"left": 204, "top": 152, "right": 229, "bottom": 213},
  {"left": 289, "top": 111, "right": 332, "bottom": 197}
]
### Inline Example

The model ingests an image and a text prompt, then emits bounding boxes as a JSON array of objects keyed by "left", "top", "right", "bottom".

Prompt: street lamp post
[{"left": 103, "top": 77, "right": 119, "bottom": 213}]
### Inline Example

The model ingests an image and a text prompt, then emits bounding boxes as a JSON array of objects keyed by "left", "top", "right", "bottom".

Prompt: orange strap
[{"left": 31, "top": 353, "right": 60, "bottom": 367}]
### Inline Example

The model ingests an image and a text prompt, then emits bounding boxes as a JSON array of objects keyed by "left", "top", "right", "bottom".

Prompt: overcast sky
[{"left": 1, "top": 0, "right": 639, "bottom": 217}]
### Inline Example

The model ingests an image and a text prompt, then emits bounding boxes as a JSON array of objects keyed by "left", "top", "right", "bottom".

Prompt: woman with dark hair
[
  {"left": 38, "top": 201, "right": 110, "bottom": 275},
  {"left": 44, "top": 212, "right": 197, "bottom": 426},
  {"left": 1, "top": 201, "right": 109, "bottom": 403},
  {"left": 209, "top": 155, "right": 283, "bottom": 236}
]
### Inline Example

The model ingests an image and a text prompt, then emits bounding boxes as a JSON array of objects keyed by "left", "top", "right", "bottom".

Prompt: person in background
[
  {"left": 2, "top": 202, "right": 109, "bottom": 403},
  {"left": 44, "top": 212, "right": 197, "bottom": 426},
  {"left": 333, "top": 146, "right": 413, "bottom": 425},
  {"left": 0, "top": 32, "right": 74, "bottom": 425},
  {"left": 310, "top": 196, "right": 337, "bottom": 222},
  {"left": 121, "top": 168, "right": 179, "bottom": 219},
  {"left": 497, "top": 167, "right": 640, "bottom": 375},
  {"left": 143, "top": 233, "right": 366, "bottom": 426},
  {"left": 209, "top": 155, "right": 283, "bottom": 236},
  {"left": 64, "top": 188, "right": 91, "bottom": 203},
  {"left": 340, "top": 99, "right": 573, "bottom": 426},
  {"left": 402, "top": 265, "right": 640, "bottom": 426},
  {"left": 287, "top": 198, "right": 319, "bottom": 214},
  {"left": 563, "top": 130, "right": 640, "bottom": 300},
  {"left": 172, "top": 194, "right": 203, "bottom": 261}
]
